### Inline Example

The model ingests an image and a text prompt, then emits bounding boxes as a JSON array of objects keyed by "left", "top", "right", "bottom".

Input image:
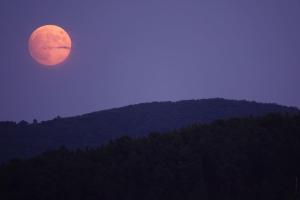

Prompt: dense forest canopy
[
  {"left": 0, "top": 98, "right": 298, "bottom": 163},
  {"left": 1, "top": 113, "right": 300, "bottom": 200}
]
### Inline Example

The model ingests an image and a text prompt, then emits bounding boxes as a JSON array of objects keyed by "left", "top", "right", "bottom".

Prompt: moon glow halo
[{"left": 29, "top": 25, "right": 72, "bottom": 66}]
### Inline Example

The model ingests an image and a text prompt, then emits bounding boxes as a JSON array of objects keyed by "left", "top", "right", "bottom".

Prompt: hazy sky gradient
[{"left": 0, "top": 0, "right": 299, "bottom": 121}]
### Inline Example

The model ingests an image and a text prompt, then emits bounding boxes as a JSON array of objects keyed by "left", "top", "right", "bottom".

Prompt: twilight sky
[{"left": 0, "top": 0, "right": 299, "bottom": 122}]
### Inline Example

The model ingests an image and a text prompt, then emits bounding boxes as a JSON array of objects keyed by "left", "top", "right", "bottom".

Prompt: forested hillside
[
  {"left": 1, "top": 114, "right": 300, "bottom": 200},
  {"left": 0, "top": 98, "right": 298, "bottom": 162}
]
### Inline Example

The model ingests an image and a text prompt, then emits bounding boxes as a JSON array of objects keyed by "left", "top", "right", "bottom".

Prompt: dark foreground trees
[{"left": 1, "top": 113, "right": 300, "bottom": 200}]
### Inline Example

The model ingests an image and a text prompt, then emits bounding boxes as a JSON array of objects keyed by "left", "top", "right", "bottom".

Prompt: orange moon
[{"left": 29, "top": 25, "right": 72, "bottom": 66}]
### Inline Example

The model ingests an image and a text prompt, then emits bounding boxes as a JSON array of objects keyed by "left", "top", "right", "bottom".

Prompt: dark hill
[
  {"left": 1, "top": 114, "right": 300, "bottom": 200},
  {"left": 0, "top": 98, "right": 298, "bottom": 162}
]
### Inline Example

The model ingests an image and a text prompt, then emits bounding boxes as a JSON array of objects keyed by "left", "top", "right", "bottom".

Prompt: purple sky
[{"left": 0, "top": 0, "right": 299, "bottom": 122}]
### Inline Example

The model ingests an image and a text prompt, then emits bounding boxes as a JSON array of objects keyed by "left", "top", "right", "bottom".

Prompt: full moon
[{"left": 29, "top": 25, "right": 72, "bottom": 66}]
